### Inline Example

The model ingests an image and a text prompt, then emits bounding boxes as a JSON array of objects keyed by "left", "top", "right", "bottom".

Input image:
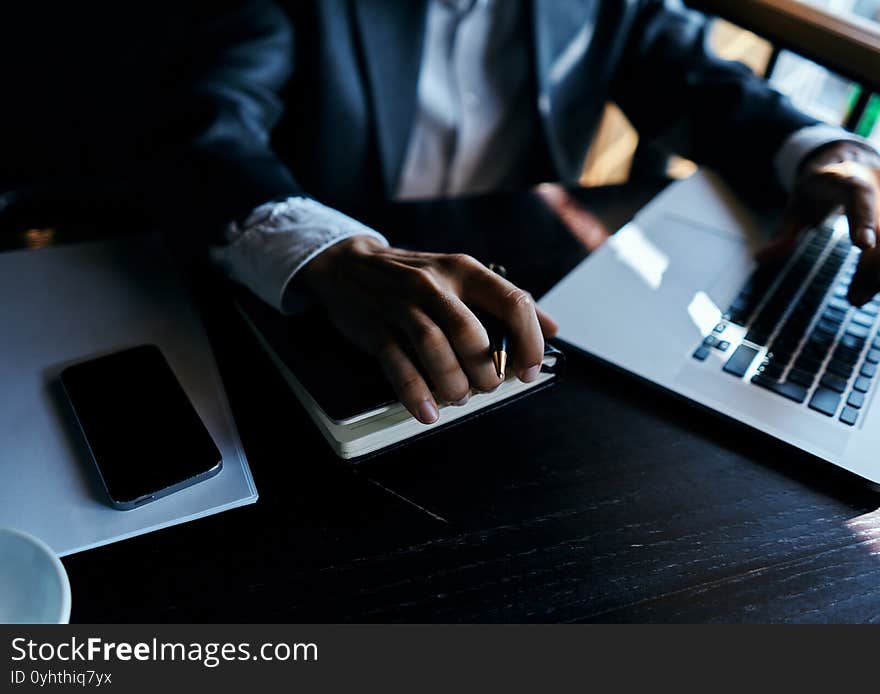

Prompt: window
[{"left": 769, "top": 0, "right": 880, "bottom": 137}]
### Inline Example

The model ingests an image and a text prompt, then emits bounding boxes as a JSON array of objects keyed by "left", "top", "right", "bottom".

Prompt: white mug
[{"left": 0, "top": 528, "right": 71, "bottom": 624}]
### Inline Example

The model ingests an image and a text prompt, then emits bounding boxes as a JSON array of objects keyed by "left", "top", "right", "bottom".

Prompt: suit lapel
[
  {"left": 353, "top": 0, "right": 429, "bottom": 196},
  {"left": 532, "top": 0, "right": 599, "bottom": 178}
]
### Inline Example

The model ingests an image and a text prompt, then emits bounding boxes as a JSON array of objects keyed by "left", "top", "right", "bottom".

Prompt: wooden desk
[{"left": 8, "top": 180, "right": 880, "bottom": 622}]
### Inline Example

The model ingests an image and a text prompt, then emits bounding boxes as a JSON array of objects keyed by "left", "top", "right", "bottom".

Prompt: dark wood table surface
[{"left": 7, "top": 179, "right": 880, "bottom": 623}]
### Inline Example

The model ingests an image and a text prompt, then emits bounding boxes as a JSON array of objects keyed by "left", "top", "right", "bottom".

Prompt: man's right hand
[{"left": 299, "top": 236, "right": 558, "bottom": 424}]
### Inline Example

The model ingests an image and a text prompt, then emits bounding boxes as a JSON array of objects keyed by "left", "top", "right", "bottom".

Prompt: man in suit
[{"left": 18, "top": 1, "right": 877, "bottom": 425}]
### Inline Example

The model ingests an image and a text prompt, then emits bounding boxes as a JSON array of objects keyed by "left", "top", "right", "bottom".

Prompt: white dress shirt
[
  {"left": 395, "top": 0, "right": 533, "bottom": 199},
  {"left": 212, "top": 0, "right": 878, "bottom": 314}
]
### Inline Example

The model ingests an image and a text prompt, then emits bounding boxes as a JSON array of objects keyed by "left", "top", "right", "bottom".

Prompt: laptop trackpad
[
  {"left": 543, "top": 212, "right": 750, "bottom": 389},
  {"left": 633, "top": 213, "right": 750, "bottom": 302},
  {"left": 610, "top": 214, "right": 749, "bottom": 347}
]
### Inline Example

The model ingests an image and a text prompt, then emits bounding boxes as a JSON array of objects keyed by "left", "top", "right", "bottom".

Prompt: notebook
[
  {"left": 0, "top": 235, "right": 257, "bottom": 556},
  {"left": 235, "top": 291, "right": 563, "bottom": 459}
]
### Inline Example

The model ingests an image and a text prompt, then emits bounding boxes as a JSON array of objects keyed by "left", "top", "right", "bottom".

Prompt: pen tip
[{"left": 493, "top": 351, "right": 507, "bottom": 379}]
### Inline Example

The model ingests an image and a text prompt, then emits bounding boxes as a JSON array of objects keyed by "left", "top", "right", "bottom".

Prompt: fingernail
[
  {"left": 451, "top": 394, "right": 470, "bottom": 406},
  {"left": 521, "top": 365, "right": 541, "bottom": 383},
  {"left": 864, "top": 227, "right": 877, "bottom": 249},
  {"left": 417, "top": 400, "right": 439, "bottom": 424}
]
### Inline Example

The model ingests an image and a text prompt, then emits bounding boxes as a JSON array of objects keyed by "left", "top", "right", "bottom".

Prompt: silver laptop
[{"left": 540, "top": 170, "right": 880, "bottom": 483}]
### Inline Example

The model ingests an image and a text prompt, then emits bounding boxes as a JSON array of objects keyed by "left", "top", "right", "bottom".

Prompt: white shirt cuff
[
  {"left": 774, "top": 123, "right": 879, "bottom": 192},
  {"left": 210, "top": 197, "right": 388, "bottom": 314}
]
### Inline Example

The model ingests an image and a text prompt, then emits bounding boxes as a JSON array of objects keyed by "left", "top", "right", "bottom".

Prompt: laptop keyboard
[{"left": 692, "top": 223, "right": 879, "bottom": 427}]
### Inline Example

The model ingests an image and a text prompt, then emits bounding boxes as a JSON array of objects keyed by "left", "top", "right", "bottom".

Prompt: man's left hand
[{"left": 768, "top": 141, "right": 880, "bottom": 306}]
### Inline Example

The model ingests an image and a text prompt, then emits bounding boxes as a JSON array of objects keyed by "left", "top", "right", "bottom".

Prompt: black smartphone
[{"left": 60, "top": 344, "right": 222, "bottom": 510}]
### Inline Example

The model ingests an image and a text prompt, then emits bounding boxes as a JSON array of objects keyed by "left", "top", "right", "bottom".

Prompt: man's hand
[
  {"left": 767, "top": 141, "right": 880, "bottom": 306},
  {"left": 299, "top": 236, "right": 558, "bottom": 424}
]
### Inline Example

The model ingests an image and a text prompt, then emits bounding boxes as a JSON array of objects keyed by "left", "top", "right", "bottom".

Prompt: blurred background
[{"left": 582, "top": 0, "right": 880, "bottom": 186}]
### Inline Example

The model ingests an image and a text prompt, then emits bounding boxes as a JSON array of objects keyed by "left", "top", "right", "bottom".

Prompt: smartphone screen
[{"left": 60, "top": 345, "right": 222, "bottom": 509}]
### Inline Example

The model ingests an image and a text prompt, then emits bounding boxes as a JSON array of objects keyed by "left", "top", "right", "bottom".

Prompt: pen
[{"left": 487, "top": 263, "right": 509, "bottom": 379}]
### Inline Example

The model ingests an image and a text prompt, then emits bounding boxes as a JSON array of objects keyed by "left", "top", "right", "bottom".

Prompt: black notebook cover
[{"left": 237, "top": 291, "right": 402, "bottom": 421}]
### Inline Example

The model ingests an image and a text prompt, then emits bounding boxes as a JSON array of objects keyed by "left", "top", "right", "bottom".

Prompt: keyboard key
[
  {"left": 853, "top": 376, "right": 872, "bottom": 393},
  {"left": 840, "top": 407, "right": 859, "bottom": 426},
  {"left": 768, "top": 344, "right": 795, "bottom": 361},
  {"left": 703, "top": 335, "right": 718, "bottom": 347},
  {"left": 784, "top": 317, "right": 811, "bottom": 335},
  {"left": 794, "top": 354, "right": 823, "bottom": 374},
  {"left": 713, "top": 323, "right": 726, "bottom": 334},
  {"left": 693, "top": 346, "right": 710, "bottom": 361},
  {"left": 717, "top": 340, "right": 730, "bottom": 352},
  {"left": 772, "top": 335, "right": 801, "bottom": 350},
  {"left": 801, "top": 346, "right": 829, "bottom": 364},
  {"left": 827, "top": 359, "right": 855, "bottom": 379},
  {"left": 745, "top": 329, "right": 770, "bottom": 345},
  {"left": 820, "top": 374, "right": 848, "bottom": 393},
  {"left": 833, "top": 345, "right": 861, "bottom": 364},
  {"left": 815, "top": 319, "right": 839, "bottom": 336},
  {"left": 865, "top": 349, "right": 880, "bottom": 364},
  {"left": 829, "top": 297, "right": 850, "bottom": 312},
  {"left": 847, "top": 324, "right": 871, "bottom": 340},
  {"left": 861, "top": 362, "right": 877, "bottom": 378},
  {"left": 723, "top": 344, "right": 759, "bottom": 377},
  {"left": 847, "top": 391, "right": 866, "bottom": 409},
  {"left": 809, "top": 387, "right": 842, "bottom": 416},
  {"left": 791, "top": 304, "right": 816, "bottom": 319},
  {"left": 808, "top": 330, "right": 834, "bottom": 348},
  {"left": 787, "top": 368, "right": 815, "bottom": 387},
  {"left": 751, "top": 376, "right": 808, "bottom": 403},
  {"left": 839, "top": 333, "right": 866, "bottom": 351},
  {"left": 824, "top": 307, "right": 848, "bottom": 323},
  {"left": 759, "top": 360, "right": 785, "bottom": 379},
  {"left": 851, "top": 313, "right": 874, "bottom": 328}
]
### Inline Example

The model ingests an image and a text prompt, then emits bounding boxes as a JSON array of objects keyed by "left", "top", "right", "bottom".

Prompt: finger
[
  {"left": 758, "top": 165, "right": 852, "bottom": 262},
  {"left": 387, "top": 259, "right": 496, "bottom": 394},
  {"left": 843, "top": 178, "right": 878, "bottom": 251},
  {"left": 817, "top": 160, "right": 880, "bottom": 250},
  {"left": 525, "top": 291, "right": 559, "bottom": 338},
  {"left": 848, "top": 247, "right": 880, "bottom": 307},
  {"left": 397, "top": 307, "right": 471, "bottom": 404},
  {"left": 460, "top": 270, "right": 545, "bottom": 382},
  {"left": 422, "top": 292, "right": 502, "bottom": 393},
  {"left": 376, "top": 339, "right": 439, "bottom": 424},
  {"left": 536, "top": 304, "right": 559, "bottom": 339}
]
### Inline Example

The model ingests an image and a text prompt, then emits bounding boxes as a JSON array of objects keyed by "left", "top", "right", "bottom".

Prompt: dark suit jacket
[
  {"left": 1, "top": 0, "right": 817, "bottom": 235},
  {"left": 270, "top": 0, "right": 821, "bottom": 212}
]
